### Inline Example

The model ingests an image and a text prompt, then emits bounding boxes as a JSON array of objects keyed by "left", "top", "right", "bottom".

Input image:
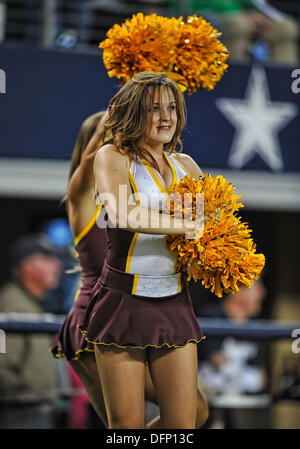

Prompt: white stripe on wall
[{"left": 0, "top": 158, "right": 299, "bottom": 211}]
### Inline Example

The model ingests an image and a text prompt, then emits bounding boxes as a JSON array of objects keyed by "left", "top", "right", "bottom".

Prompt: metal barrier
[
  {"left": 0, "top": 313, "right": 299, "bottom": 340},
  {"left": 1, "top": 0, "right": 179, "bottom": 49},
  {"left": 2, "top": 1, "right": 299, "bottom": 50}
]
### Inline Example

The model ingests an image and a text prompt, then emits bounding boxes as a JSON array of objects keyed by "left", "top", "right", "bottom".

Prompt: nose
[{"left": 160, "top": 107, "right": 170, "bottom": 122}]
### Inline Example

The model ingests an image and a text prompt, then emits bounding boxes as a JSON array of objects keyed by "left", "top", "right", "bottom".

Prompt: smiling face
[
  {"left": 141, "top": 86, "right": 177, "bottom": 151},
  {"left": 104, "top": 72, "right": 186, "bottom": 163}
]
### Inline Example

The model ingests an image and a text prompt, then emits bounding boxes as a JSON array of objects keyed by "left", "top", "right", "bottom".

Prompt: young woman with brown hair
[
  {"left": 79, "top": 71, "right": 208, "bottom": 429},
  {"left": 51, "top": 110, "right": 109, "bottom": 424}
]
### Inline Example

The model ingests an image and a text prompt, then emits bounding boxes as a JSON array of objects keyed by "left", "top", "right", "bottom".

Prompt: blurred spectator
[
  {"left": 197, "top": 279, "right": 271, "bottom": 428},
  {"left": 42, "top": 218, "right": 80, "bottom": 314},
  {"left": 198, "top": 279, "right": 268, "bottom": 397},
  {"left": 0, "top": 233, "right": 62, "bottom": 428},
  {"left": 169, "top": 0, "right": 299, "bottom": 65}
]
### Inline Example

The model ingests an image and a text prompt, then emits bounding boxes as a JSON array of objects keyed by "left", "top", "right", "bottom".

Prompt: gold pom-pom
[
  {"left": 171, "top": 15, "right": 229, "bottom": 92},
  {"left": 100, "top": 13, "right": 181, "bottom": 84},
  {"left": 165, "top": 174, "right": 265, "bottom": 297},
  {"left": 99, "top": 13, "right": 229, "bottom": 92}
]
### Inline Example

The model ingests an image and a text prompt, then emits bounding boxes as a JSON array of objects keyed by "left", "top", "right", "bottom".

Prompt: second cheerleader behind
[{"left": 79, "top": 71, "right": 207, "bottom": 429}]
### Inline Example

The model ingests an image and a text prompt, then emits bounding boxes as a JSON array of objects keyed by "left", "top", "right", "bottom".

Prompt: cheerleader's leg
[
  {"left": 145, "top": 363, "right": 209, "bottom": 429},
  {"left": 148, "top": 342, "right": 198, "bottom": 429},
  {"left": 94, "top": 344, "right": 147, "bottom": 429},
  {"left": 69, "top": 351, "right": 107, "bottom": 426}
]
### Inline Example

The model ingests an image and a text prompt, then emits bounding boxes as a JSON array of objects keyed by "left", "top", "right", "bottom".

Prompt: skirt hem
[
  {"left": 78, "top": 325, "right": 206, "bottom": 350},
  {"left": 49, "top": 345, "right": 95, "bottom": 361}
]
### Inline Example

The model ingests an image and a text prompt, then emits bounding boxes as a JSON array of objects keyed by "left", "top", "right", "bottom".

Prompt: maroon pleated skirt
[
  {"left": 78, "top": 261, "right": 206, "bottom": 350},
  {"left": 51, "top": 288, "right": 95, "bottom": 360}
]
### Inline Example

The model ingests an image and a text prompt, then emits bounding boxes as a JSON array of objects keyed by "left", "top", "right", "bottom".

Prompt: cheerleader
[
  {"left": 79, "top": 72, "right": 208, "bottom": 429},
  {"left": 51, "top": 107, "right": 209, "bottom": 428},
  {"left": 51, "top": 110, "right": 108, "bottom": 424}
]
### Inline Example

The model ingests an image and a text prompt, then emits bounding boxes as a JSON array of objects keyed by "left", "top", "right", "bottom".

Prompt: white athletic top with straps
[{"left": 125, "top": 151, "right": 188, "bottom": 297}]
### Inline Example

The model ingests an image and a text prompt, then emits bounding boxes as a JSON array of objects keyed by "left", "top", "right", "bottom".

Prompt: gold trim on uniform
[{"left": 74, "top": 204, "right": 103, "bottom": 245}]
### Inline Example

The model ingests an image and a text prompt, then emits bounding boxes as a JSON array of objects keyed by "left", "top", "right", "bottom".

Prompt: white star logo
[{"left": 216, "top": 65, "right": 298, "bottom": 171}]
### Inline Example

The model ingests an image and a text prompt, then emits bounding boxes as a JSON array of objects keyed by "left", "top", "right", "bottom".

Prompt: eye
[
  {"left": 147, "top": 105, "right": 160, "bottom": 113},
  {"left": 168, "top": 105, "right": 176, "bottom": 111}
]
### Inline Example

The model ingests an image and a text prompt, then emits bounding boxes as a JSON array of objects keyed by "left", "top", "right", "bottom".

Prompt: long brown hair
[
  {"left": 60, "top": 111, "right": 106, "bottom": 208},
  {"left": 97, "top": 72, "right": 186, "bottom": 172},
  {"left": 68, "top": 110, "right": 106, "bottom": 182}
]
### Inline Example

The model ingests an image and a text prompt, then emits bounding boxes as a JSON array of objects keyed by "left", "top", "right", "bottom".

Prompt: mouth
[{"left": 157, "top": 125, "right": 171, "bottom": 131}]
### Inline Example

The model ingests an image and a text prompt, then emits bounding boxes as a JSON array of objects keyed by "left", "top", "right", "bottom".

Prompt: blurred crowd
[
  {"left": 196, "top": 279, "right": 271, "bottom": 429},
  {"left": 0, "top": 0, "right": 299, "bottom": 65},
  {"left": 176, "top": 0, "right": 300, "bottom": 65},
  {"left": 0, "top": 225, "right": 92, "bottom": 429}
]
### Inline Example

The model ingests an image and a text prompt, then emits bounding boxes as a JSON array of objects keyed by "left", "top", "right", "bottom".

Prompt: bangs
[{"left": 145, "top": 84, "right": 177, "bottom": 110}]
